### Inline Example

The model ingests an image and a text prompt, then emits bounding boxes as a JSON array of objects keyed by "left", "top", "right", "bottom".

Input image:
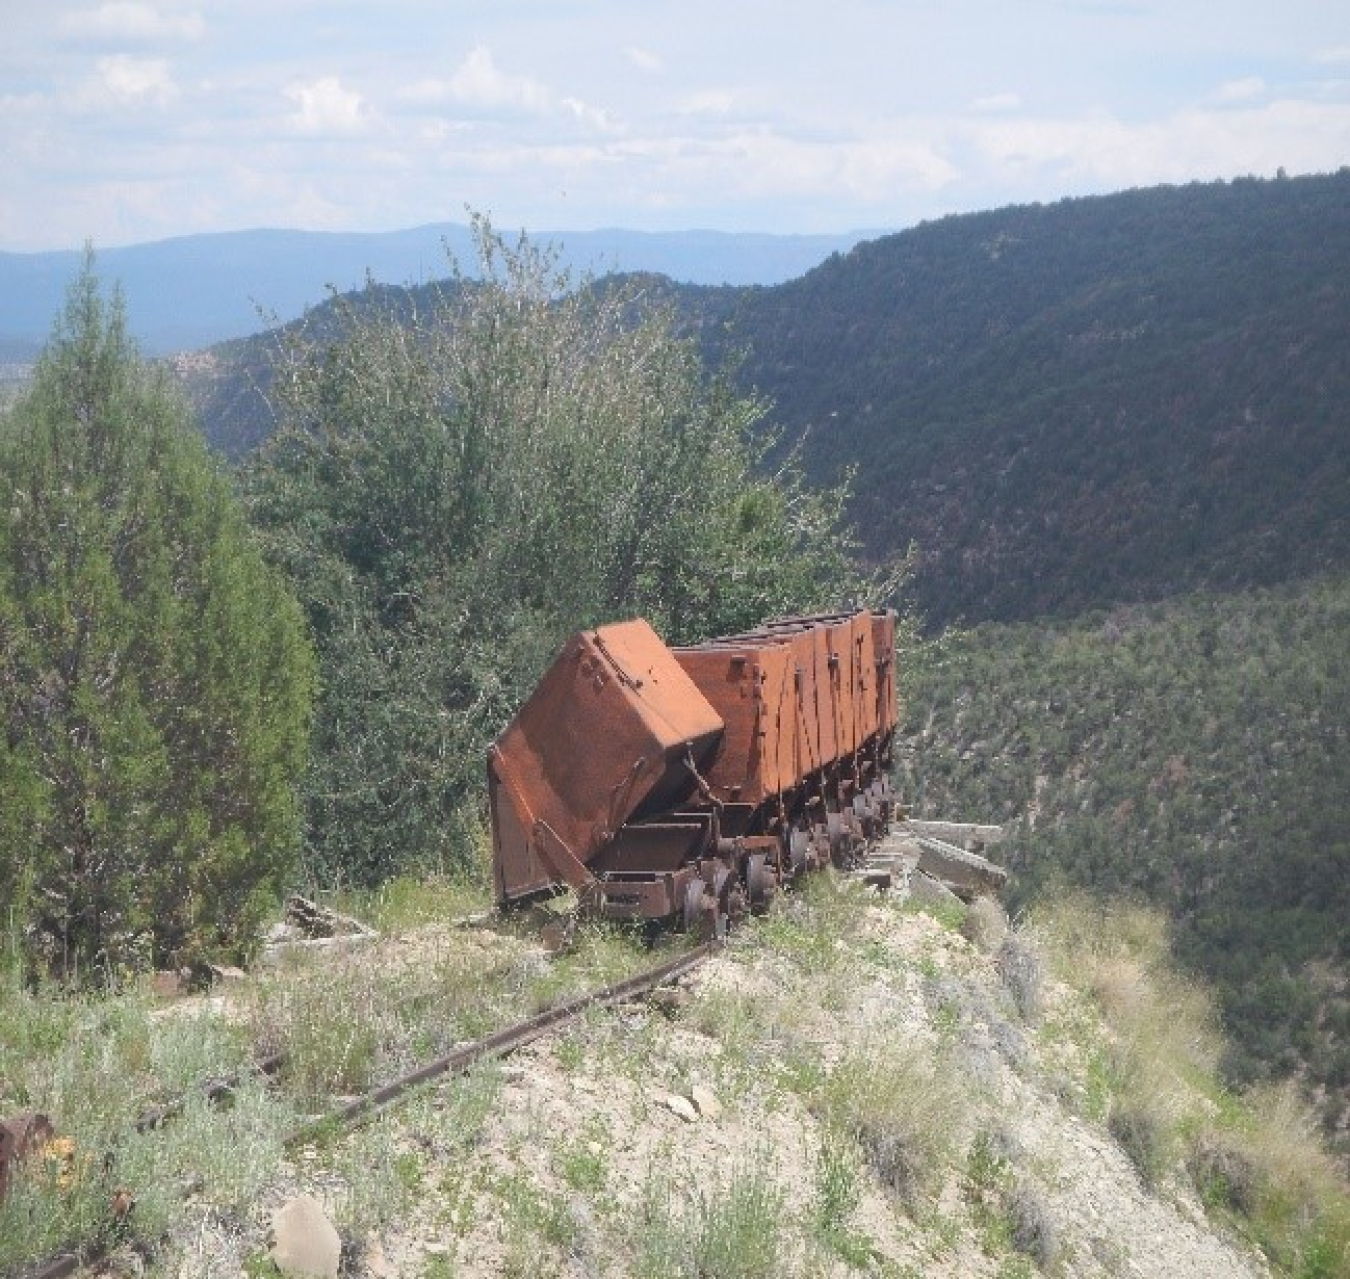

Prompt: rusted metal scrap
[
  {"left": 488, "top": 610, "right": 899, "bottom": 935},
  {"left": 0, "top": 1112, "right": 54, "bottom": 1204}
]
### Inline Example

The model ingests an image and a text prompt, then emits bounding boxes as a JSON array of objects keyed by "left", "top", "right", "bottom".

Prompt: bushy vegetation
[
  {"left": 0, "top": 956, "right": 292, "bottom": 1271},
  {"left": 1034, "top": 896, "right": 1350, "bottom": 1277},
  {"left": 0, "top": 262, "right": 313, "bottom": 975},
  {"left": 902, "top": 576, "right": 1350, "bottom": 1147},
  {"left": 245, "top": 217, "right": 884, "bottom": 887}
]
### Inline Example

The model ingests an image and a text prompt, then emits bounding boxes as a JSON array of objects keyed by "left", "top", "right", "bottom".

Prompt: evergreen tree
[{"left": 0, "top": 259, "right": 313, "bottom": 977}]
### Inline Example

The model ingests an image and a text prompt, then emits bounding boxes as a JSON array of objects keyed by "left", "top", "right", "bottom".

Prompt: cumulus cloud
[
  {"left": 398, "top": 48, "right": 614, "bottom": 132},
  {"left": 593, "top": 127, "right": 958, "bottom": 211},
  {"left": 286, "top": 76, "right": 366, "bottom": 134},
  {"left": 95, "top": 54, "right": 177, "bottom": 106},
  {"left": 561, "top": 97, "right": 618, "bottom": 131},
  {"left": 626, "top": 47, "right": 662, "bottom": 73},
  {"left": 680, "top": 90, "right": 736, "bottom": 116},
  {"left": 60, "top": 2, "right": 205, "bottom": 46},
  {"left": 963, "top": 97, "right": 1350, "bottom": 193},
  {"left": 448, "top": 46, "right": 550, "bottom": 114}
]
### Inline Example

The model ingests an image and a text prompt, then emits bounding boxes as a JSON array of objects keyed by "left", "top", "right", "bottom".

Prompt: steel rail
[
  {"left": 292, "top": 939, "right": 715, "bottom": 1138},
  {"left": 9, "top": 940, "right": 716, "bottom": 1279}
]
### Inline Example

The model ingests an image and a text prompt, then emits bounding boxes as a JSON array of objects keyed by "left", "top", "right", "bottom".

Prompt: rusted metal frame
[
  {"left": 489, "top": 744, "right": 602, "bottom": 899},
  {"left": 604, "top": 756, "right": 649, "bottom": 847},
  {"left": 680, "top": 745, "right": 724, "bottom": 814}
]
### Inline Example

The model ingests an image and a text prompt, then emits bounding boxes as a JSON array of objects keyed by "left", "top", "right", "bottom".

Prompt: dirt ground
[{"left": 125, "top": 880, "right": 1270, "bottom": 1278}]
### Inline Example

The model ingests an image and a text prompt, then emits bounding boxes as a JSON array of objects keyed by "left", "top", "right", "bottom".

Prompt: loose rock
[
  {"left": 271, "top": 1193, "right": 341, "bottom": 1279},
  {"left": 690, "top": 1085, "right": 722, "bottom": 1120},
  {"left": 662, "top": 1093, "right": 699, "bottom": 1123}
]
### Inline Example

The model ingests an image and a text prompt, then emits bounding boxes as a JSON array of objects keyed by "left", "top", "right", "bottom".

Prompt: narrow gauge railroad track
[{"left": 7, "top": 939, "right": 717, "bottom": 1279}]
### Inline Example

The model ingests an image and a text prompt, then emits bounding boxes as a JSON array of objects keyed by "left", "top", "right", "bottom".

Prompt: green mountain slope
[
  {"left": 899, "top": 575, "right": 1350, "bottom": 1150},
  {"left": 696, "top": 172, "right": 1350, "bottom": 624}
]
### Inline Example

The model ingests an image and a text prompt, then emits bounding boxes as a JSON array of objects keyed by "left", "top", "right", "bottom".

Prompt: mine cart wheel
[
  {"left": 789, "top": 829, "right": 810, "bottom": 877},
  {"left": 810, "top": 824, "right": 831, "bottom": 871},
  {"left": 711, "top": 866, "right": 735, "bottom": 939},
  {"left": 827, "top": 811, "right": 851, "bottom": 866},
  {"left": 747, "top": 852, "right": 776, "bottom": 913}
]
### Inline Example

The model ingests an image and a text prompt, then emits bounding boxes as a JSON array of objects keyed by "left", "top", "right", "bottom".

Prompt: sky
[{"left": 2, "top": 0, "right": 1348, "bottom": 252}]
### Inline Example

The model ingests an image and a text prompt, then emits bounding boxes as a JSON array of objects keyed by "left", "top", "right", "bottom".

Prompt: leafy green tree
[
  {"left": 247, "top": 218, "right": 895, "bottom": 886},
  {"left": 0, "top": 259, "right": 313, "bottom": 977}
]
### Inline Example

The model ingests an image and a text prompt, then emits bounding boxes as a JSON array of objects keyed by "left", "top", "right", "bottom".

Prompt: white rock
[
  {"left": 689, "top": 1085, "right": 722, "bottom": 1120},
  {"left": 363, "top": 1238, "right": 397, "bottom": 1279},
  {"left": 663, "top": 1093, "right": 699, "bottom": 1122},
  {"left": 271, "top": 1194, "right": 341, "bottom": 1279}
]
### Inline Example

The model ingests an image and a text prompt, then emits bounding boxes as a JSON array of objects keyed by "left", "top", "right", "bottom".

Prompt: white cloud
[
  {"left": 95, "top": 54, "right": 177, "bottom": 106},
  {"left": 964, "top": 98, "right": 1350, "bottom": 193},
  {"left": 397, "top": 79, "right": 453, "bottom": 107},
  {"left": 584, "top": 128, "right": 959, "bottom": 211},
  {"left": 448, "top": 46, "right": 550, "bottom": 114},
  {"left": 399, "top": 49, "right": 614, "bottom": 132},
  {"left": 1212, "top": 76, "right": 1266, "bottom": 104},
  {"left": 561, "top": 97, "right": 618, "bottom": 132},
  {"left": 970, "top": 93, "right": 1022, "bottom": 114},
  {"left": 286, "top": 76, "right": 366, "bottom": 134},
  {"left": 626, "top": 47, "right": 662, "bottom": 73},
  {"left": 1311, "top": 45, "right": 1350, "bottom": 65},
  {"left": 60, "top": 2, "right": 205, "bottom": 46}
]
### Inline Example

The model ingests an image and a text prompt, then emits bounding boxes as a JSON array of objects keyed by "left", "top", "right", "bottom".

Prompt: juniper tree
[{"left": 0, "top": 259, "right": 313, "bottom": 976}]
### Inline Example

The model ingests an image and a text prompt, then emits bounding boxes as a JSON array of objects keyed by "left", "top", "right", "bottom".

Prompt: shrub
[
  {"left": 997, "top": 932, "right": 1045, "bottom": 1023},
  {"left": 636, "top": 1155, "right": 788, "bottom": 1279},
  {"left": 961, "top": 895, "right": 1009, "bottom": 952},
  {"left": 0, "top": 259, "right": 312, "bottom": 975}
]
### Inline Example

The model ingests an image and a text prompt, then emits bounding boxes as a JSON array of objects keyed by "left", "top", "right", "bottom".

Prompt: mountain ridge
[{"left": 0, "top": 223, "right": 878, "bottom": 355}]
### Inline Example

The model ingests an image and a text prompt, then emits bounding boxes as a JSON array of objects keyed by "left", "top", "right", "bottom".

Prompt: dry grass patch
[
  {"left": 635, "top": 1152, "right": 791, "bottom": 1279},
  {"left": 818, "top": 1038, "right": 970, "bottom": 1211},
  {"left": 1033, "top": 894, "right": 1350, "bottom": 1274},
  {"left": 1189, "top": 1083, "right": 1350, "bottom": 1277},
  {"left": 0, "top": 964, "right": 290, "bottom": 1273},
  {"left": 961, "top": 895, "right": 1009, "bottom": 953}
]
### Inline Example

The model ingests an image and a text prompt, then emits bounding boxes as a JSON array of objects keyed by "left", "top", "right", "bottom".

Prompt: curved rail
[{"left": 9, "top": 940, "right": 716, "bottom": 1279}]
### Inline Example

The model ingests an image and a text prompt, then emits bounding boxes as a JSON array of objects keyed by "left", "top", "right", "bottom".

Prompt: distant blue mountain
[{"left": 0, "top": 223, "right": 877, "bottom": 355}]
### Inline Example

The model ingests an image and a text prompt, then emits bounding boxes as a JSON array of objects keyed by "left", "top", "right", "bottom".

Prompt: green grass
[
  {"left": 635, "top": 1155, "right": 789, "bottom": 1279},
  {"left": 901, "top": 576, "right": 1350, "bottom": 1147},
  {"left": 1036, "top": 897, "right": 1350, "bottom": 1275}
]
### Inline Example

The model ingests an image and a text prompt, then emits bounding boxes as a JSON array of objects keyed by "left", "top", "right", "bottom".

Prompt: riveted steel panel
[{"left": 489, "top": 619, "right": 723, "bottom": 904}]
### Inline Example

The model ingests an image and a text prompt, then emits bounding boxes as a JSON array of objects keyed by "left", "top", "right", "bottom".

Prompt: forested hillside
[
  {"left": 188, "top": 172, "right": 1350, "bottom": 626},
  {"left": 687, "top": 171, "right": 1350, "bottom": 623},
  {"left": 899, "top": 575, "right": 1350, "bottom": 1152}
]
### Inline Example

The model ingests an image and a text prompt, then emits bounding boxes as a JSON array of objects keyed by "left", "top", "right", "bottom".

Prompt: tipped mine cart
[{"left": 488, "top": 609, "right": 898, "bottom": 936}]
